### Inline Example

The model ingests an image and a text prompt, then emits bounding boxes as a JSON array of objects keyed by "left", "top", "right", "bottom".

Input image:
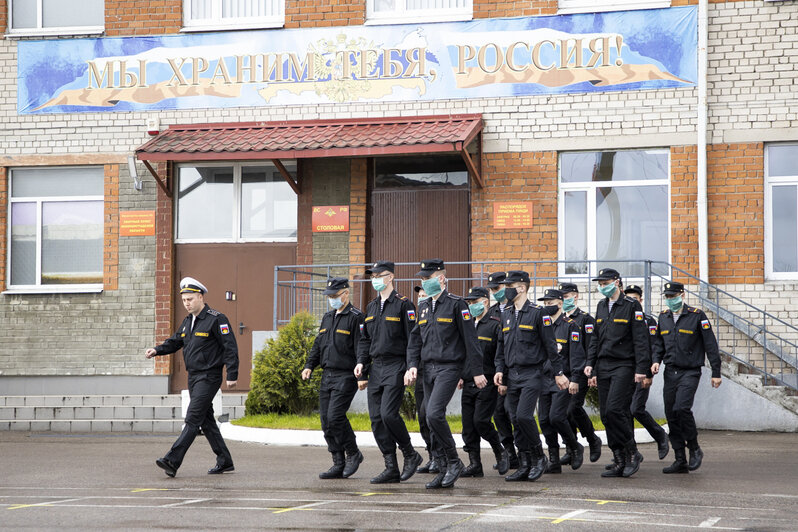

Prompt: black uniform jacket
[
  {"left": 652, "top": 305, "right": 721, "bottom": 378},
  {"left": 487, "top": 302, "right": 507, "bottom": 321},
  {"left": 155, "top": 304, "right": 239, "bottom": 380},
  {"left": 357, "top": 290, "right": 416, "bottom": 369},
  {"left": 587, "top": 295, "right": 651, "bottom": 377},
  {"left": 305, "top": 303, "right": 364, "bottom": 373},
  {"left": 553, "top": 314, "right": 586, "bottom": 379},
  {"left": 467, "top": 313, "right": 502, "bottom": 379},
  {"left": 406, "top": 290, "right": 483, "bottom": 378},
  {"left": 495, "top": 300, "right": 561, "bottom": 375}
]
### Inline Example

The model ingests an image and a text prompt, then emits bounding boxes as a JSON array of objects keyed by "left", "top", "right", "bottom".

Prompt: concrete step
[
  {"left": 0, "top": 395, "right": 182, "bottom": 408},
  {"left": 1, "top": 419, "right": 184, "bottom": 432},
  {"left": 0, "top": 404, "right": 246, "bottom": 422}
]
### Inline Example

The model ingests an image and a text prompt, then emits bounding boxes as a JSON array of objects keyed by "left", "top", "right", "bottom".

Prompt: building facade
[{"left": 0, "top": 0, "right": 797, "bottom": 395}]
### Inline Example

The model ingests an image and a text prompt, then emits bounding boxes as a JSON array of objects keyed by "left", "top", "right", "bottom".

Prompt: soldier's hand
[
  {"left": 494, "top": 372, "right": 503, "bottom": 386},
  {"left": 498, "top": 384, "right": 508, "bottom": 396},
  {"left": 642, "top": 377, "right": 652, "bottom": 389},
  {"left": 357, "top": 380, "right": 368, "bottom": 391},
  {"left": 404, "top": 367, "right": 417, "bottom": 386},
  {"left": 588, "top": 376, "right": 597, "bottom": 387},
  {"left": 145, "top": 348, "right": 157, "bottom": 359},
  {"left": 555, "top": 375, "right": 569, "bottom": 390},
  {"left": 301, "top": 368, "right": 312, "bottom": 380},
  {"left": 568, "top": 382, "right": 579, "bottom": 395},
  {"left": 584, "top": 366, "right": 593, "bottom": 377},
  {"left": 634, "top": 373, "right": 647, "bottom": 384},
  {"left": 651, "top": 363, "right": 660, "bottom": 375},
  {"left": 226, "top": 380, "right": 237, "bottom": 388},
  {"left": 354, "top": 363, "right": 364, "bottom": 378},
  {"left": 457, "top": 379, "right": 464, "bottom": 390},
  {"left": 711, "top": 377, "right": 722, "bottom": 388},
  {"left": 474, "top": 375, "right": 488, "bottom": 389}
]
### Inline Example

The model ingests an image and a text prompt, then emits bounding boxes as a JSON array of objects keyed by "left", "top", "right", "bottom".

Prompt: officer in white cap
[{"left": 145, "top": 277, "right": 239, "bottom": 478}]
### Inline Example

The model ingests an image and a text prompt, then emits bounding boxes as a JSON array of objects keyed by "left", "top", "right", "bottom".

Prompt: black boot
[
  {"left": 663, "top": 448, "right": 689, "bottom": 474},
  {"left": 622, "top": 442, "right": 643, "bottom": 478},
  {"left": 461, "top": 450, "right": 484, "bottom": 478},
  {"left": 441, "top": 449, "right": 465, "bottom": 488},
  {"left": 425, "top": 456, "right": 447, "bottom": 489},
  {"left": 506, "top": 446, "right": 519, "bottom": 469},
  {"left": 657, "top": 434, "right": 670, "bottom": 460},
  {"left": 569, "top": 442, "right": 584, "bottom": 470},
  {"left": 400, "top": 449, "right": 423, "bottom": 481},
  {"left": 527, "top": 445, "right": 548, "bottom": 482},
  {"left": 559, "top": 449, "right": 572, "bottom": 466},
  {"left": 493, "top": 445, "right": 509, "bottom": 476},
  {"left": 601, "top": 449, "right": 626, "bottom": 478},
  {"left": 417, "top": 451, "right": 435, "bottom": 473},
  {"left": 342, "top": 449, "right": 363, "bottom": 478},
  {"left": 687, "top": 441, "right": 704, "bottom": 471},
  {"left": 588, "top": 434, "right": 602, "bottom": 463},
  {"left": 545, "top": 447, "right": 562, "bottom": 474},
  {"left": 505, "top": 451, "right": 531, "bottom": 482},
  {"left": 370, "top": 453, "right": 401, "bottom": 484},
  {"left": 319, "top": 452, "right": 345, "bottom": 479}
]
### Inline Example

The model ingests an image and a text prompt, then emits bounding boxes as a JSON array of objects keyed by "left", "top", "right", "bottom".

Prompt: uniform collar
[{"left": 194, "top": 304, "right": 210, "bottom": 321}]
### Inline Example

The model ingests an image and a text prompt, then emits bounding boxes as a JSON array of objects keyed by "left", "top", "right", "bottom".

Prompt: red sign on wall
[
  {"left": 120, "top": 210, "right": 156, "bottom": 236},
  {"left": 312, "top": 206, "right": 350, "bottom": 232},
  {"left": 493, "top": 202, "right": 534, "bottom": 229}
]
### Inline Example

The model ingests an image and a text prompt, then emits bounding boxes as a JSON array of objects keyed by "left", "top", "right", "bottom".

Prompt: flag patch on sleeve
[
  {"left": 461, "top": 309, "right": 471, "bottom": 321},
  {"left": 359, "top": 323, "right": 364, "bottom": 333},
  {"left": 407, "top": 310, "right": 416, "bottom": 321},
  {"left": 649, "top": 325, "right": 657, "bottom": 335},
  {"left": 220, "top": 323, "right": 230, "bottom": 335},
  {"left": 571, "top": 331, "right": 579, "bottom": 342},
  {"left": 635, "top": 311, "right": 644, "bottom": 321},
  {"left": 701, "top": 319, "right": 710, "bottom": 330},
  {"left": 585, "top": 324, "right": 594, "bottom": 334},
  {"left": 542, "top": 315, "right": 552, "bottom": 327}
]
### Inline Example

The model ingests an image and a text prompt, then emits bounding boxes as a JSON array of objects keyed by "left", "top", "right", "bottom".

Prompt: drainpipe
[{"left": 697, "top": 0, "right": 709, "bottom": 285}]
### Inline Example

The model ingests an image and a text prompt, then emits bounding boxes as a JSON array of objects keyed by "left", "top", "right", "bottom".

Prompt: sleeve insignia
[
  {"left": 220, "top": 323, "right": 230, "bottom": 335},
  {"left": 701, "top": 319, "right": 711, "bottom": 330},
  {"left": 571, "top": 331, "right": 579, "bottom": 342},
  {"left": 585, "top": 324, "right": 594, "bottom": 333},
  {"left": 407, "top": 309, "right": 416, "bottom": 321},
  {"left": 649, "top": 325, "right": 657, "bottom": 335},
  {"left": 634, "top": 311, "right": 644, "bottom": 321},
  {"left": 542, "top": 315, "right": 552, "bottom": 327},
  {"left": 461, "top": 309, "right": 472, "bottom": 321},
  {"left": 359, "top": 323, "right": 364, "bottom": 333}
]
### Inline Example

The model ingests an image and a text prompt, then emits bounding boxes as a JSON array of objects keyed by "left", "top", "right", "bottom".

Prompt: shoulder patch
[
  {"left": 585, "top": 323, "right": 594, "bottom": 333},
  {"left": 634, "top": 311, "right": 644, "bottom": 321},
  {"left": 359, "top": 323, "right": 364, "bottom": 333},
  {"left": 661, "top": 309, "right": 669, "bottom": 314},
  {"left": 690, "top": 307, "right": 700, "bottom": 313},
  {"left": 219, "top": 323, "right": 230, "bottom": 335},
  {"left": 571, "top": 331, "right": 580, "bottom": 342},
  {"left": 649, "top": 325, "right": 657, "bottom": 335},
  {"left": 461, "top": 309, "right": 471, "bottom": 321},
  {"left": 701, "top": 319, "right": 711, "bottom": 330},
  {"left": 542, "top": 315, "right": 552, "bottom": 327},
  {"left": 407, "top": 309, "right": 416, "bottom": 321},
  {"left": 398, "top": 294, "right": 407, "bottom": 300},
  {"left": 489, "top": 316, "right": 502, "bottom": 322},
  {"left": 206, "top": 308, "right": 220, "bottom": 316}
]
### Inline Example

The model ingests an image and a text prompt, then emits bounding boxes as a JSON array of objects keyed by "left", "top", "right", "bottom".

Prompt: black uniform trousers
[
  {"left": 662, "top": 366, "right": 702, "bottom": 450},
  {"left": 422, "top": 362, "right": 461, "bottom": 457},
  {"left": 596, "top": 361, "right": 636, "bottom": 453},
  {"left": 165, "top": 371, "right": 232, "bottom": 469},
  {"left": 319, "top": 369, "right": 359, "bottom": 455},
  {"left": 539, "top": 386, "right": 579, "bottom": 450},
  {"left": 367, "top": 357, "right": 412, "bottom": 455},
  {"left": 493, "top": 393, "right": 515, "bottom": 449},
  {"left": 415, "top": 369, "right": 431, "bottom": 450},
  {"left": 631, "top": 382, "right": 667, "bottom": 442},
  {"left": 461, "top": 379, "right": 501, "bottom": 454},
  {"left": 566, "top": 375, "right": 597, "bottom": 440},
  {"left": 505, "top": 366, "right": 545, "bottom": 453}
]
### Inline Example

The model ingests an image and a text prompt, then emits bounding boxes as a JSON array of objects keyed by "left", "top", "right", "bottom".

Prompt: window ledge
[
  {"left": 5, "top": 27, "right": 104, "bottom": 39},
  {"left": 3, "top": 287, "right": 104, "bottom": 295},
  {"left": 364, "top": 12, "right": 472, "bottom": 26},
  {"left": 557, "top": 2, "right": 669, "bottom": 15},
  {"left": 180, "top": 21, "right": 284, "bottom": 33}
]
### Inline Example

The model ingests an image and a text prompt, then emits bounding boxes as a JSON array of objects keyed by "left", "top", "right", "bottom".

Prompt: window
[
  {"left": 558, "top": 0, "right": 669, "bottom": 15},
  {"left": 558, "top": 149, "right": 670, "bottom": 277},
  {"left": 8, "top": 167, "right": 104, "bottom": 290},
  {"left": 8, "top": 0, "right": 104, "bottom": 36},
  {"left": 176, "top": 162, "right": 297, "bottom": 242},
  {"left": 374, "top": 155, "right": 468, "bottom": 188},
  {"left": 183, "top": 0, "right": 285, "bottom": 31},
  {"left": 765, "top": 144, "right": 798, "bottom": 279},
  {"left": 366, "top": 0, "right": 472, "bottom": 25}
]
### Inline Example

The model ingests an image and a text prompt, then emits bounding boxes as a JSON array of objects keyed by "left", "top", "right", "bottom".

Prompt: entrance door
[
  {"left": 171, "top": 242, "right": 296, "bottom": 392},
  {"left": 369, "top": 155, "right": 471, "bottom": 296}
]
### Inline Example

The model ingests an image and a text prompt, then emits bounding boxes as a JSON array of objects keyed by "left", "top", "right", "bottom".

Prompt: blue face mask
[
  {"left": 421, "top": 276, "right": 442, "bottom": 297},
  {"left": 417, "top": 296, "right": 429, "bottom": 304},
  {"left": 492, "top": 288, "right": 506, "bottom": 303},
  {"left": 329, "top": 296, "right": 344, "bottom": 310},
  {"left": 562, "top": 297, "right": 576, "bottom": 312},
  {"left": 468, "top": 302, "right": 485, "bottom": 317},
  {"left": 666, "top": 296, "right": 683, "bottom": 312},
  {"left": 371, "top": 277, "right": 387, "bottom": 292},
  {"left": 598, "top": 282, "right": 617, "bottom": 299}
]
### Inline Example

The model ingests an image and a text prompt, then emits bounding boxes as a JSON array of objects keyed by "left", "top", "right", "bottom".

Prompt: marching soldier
[
  {"left": 558, "top": 282, "right": 602, "bottom": 466},
  {"left": 405, "top": 259, "right": 487, "bottom": 489},
  {"left": 460, "top": 287, "right": 509, "bottom": 477},
  {"left": 536, "top": 288, "right": 585, "bottom": 474},
  {"left": 652, "top": 281, "right": 722, "bottom": 474},
  {"left": 584, "top": 268, "right": 651, "bottom": 478},
  {"left": 356, "top": 261, "right": 423, "bottom": 484},
  {"left": 494, "top": 271, "right": 569, "bottom": 482},
  {"left": 146, "top": 277, "right": 238, "bottom": 478},
  {"left": 302, "top": 278, "right": 367, "bottom": 479},
  {"left": 412, "top": 285, "right": 437, "bottom": 474},
  {"left": 624, "top": 284, "right": 670, "bottom": 461}
]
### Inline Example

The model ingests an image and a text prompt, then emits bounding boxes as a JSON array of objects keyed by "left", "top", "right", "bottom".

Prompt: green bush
[
  {"left": 245, "top": 311, "right": 322, "bottom": 416},
  {"left": 585, "top": 386, "right": 600, "bottom": 411},
  {"left": 400, "top": 383, "right": 417, "bottom": 420}
]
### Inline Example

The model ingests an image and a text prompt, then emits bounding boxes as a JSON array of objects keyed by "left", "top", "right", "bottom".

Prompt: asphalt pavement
[{"left": 1, "top": 430, "right": 797, "bottom": 531}]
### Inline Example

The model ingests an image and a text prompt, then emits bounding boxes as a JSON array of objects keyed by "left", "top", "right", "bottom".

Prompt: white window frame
[
  {"left": 182, "top": 0, "right": 285, "bottom": 32},
  {"left": 764, "top": 143, "right": 798, "bottom": 281},
  {"left": 5, "top": 166, "right": 105, "bottom": 294},
  {"left": 174, "top": 161, "right": 298, "bottom": 244},
  {"left": 558, "top": 0, "right": 670, "bottom": 15},
  {"left": 365, "top": 0, "right": 472, "bottom": 25},
  {"left": 6, "top": 0, "right": 104, "bottom": 37},
  {"left": 557, "top": 148, "right": 672, "bottom": 279}
]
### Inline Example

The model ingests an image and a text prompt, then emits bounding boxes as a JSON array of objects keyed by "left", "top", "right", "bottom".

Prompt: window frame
[
  {"left": 557, "top": 148, "right": 672, "bottom": 279},
  {"left": 5, "top": 166, "right": 105, "bottom": 294},
  {"left": 365, "top": 0, "right": 473, "bottom": 26},
  {"left": 181, "top": 0, "right": 285, "bottom": 32},
  {"left": 6, "top": 0, "right": 104, "bottom": 37},
  {"left": 557, "top": 0, "right": 670, "bottom": 15},
  {"left": 174, "top": 161, "right": 298, "bottom": 244},
  {"left": 764, "top": 143, "right": 798, "bottom": 280}
]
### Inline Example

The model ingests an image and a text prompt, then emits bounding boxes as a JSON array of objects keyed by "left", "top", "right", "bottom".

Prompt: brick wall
[
  {"left": 103, "top": 164, "right": 120, "bottom": 291},
  {"left": 474, "top": 0, "right": 556, "bottom": 18},
  {"left": 296, "top": 160, "right": 313, "bottom": 267},
  {"left": 105, "top": 0, "right": 182, "bottom": 36},
  {"left": 153, "top": 162, "right": 173, "bottom": 376},
  {"left": 286, "top": 0, "right": 364, "bottom": 28},
  {"left": 670, "top": 145, "right": 700, "bottom": 281},
  {"left": 0, "top": 1, "right": 6, "bottom": 34},
  {"left": 707, "top": 142, "right": 765, "bottom": 284},
  {"left": 348, "top": 158, "right": 368, "bottom": 280}
]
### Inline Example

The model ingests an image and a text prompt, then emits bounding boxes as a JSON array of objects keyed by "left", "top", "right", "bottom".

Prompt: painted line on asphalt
[
  {"left": 551, "top": 509, "right": 589, "bottom": 524},
  {"left": 160, "top": 498, "right": 211, "bottom": 508},
  {"left": 6, "top": 497, "right": 88, "bottom": 511},
  {"left": 270, "top": 501, "right": 331, "bottom": 514},
  {"left": 699, "top": 517, "right": 722, "bottom": 528},
  {"left": 421, "top": 504, "right": 457, "bottom": 513}
]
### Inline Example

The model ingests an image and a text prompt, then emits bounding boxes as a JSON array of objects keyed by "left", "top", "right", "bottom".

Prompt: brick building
[{"left": 1, "top": 0, "right": 797, "bottom": 396}]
